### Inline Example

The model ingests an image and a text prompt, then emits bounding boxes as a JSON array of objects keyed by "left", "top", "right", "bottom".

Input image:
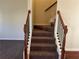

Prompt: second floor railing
[{"left": 45, "top": 1, "right": 57, "bottom": 12}]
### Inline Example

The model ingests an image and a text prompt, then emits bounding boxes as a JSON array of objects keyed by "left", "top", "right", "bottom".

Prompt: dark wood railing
[
  {"left": 24, "top": 10, "right": 31, "bottom": 59},
  {"left": 57, "top": 11, "right": 68, "bottom": 59},
  {"left": 45, "top": 1, "right": 57, "bottom": 12}
]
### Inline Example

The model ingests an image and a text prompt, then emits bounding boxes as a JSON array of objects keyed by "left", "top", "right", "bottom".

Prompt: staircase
[
  {"left": 24, "top": 10, "right": 68, "bottom": 59},
  {"left": 30, "top": 25, "right": 58, "bottom": 59}
]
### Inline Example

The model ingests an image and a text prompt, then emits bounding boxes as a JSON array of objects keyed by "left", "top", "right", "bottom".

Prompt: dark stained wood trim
[
  {"left": 45, "top": 1, "right": 57, "bottom": 12},
  {"left": 65, "top": 51, "right": 79, "bottom": 59},
  {"left": 57, "top": 10, "right": 68, "bottom": 59}
]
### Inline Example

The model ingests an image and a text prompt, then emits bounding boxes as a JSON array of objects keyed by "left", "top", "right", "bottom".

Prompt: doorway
[{"left": 32, "top": 0, "right": 57, "bottom": 25}]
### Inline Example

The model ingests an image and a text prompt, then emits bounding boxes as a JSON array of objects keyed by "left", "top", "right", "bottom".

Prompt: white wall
[
  {"left": 57, "top": 0, "right": 79, "bottom": 51},
  {"left": 0, "top": 0, "right": 28, "bottom": 40}
]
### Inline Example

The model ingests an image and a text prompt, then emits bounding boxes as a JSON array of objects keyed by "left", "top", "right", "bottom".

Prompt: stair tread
[
  {"left": 31, "top": 43, "right": 56, "bottom": 52},
  {"left": 33, "top": 30, "right": 51, "bottom": 33},
  {"left": 31, "top": 38, "right": 55, "bottom": 44},
  {"left": 32, "top": 37, "right": 53, "bottom": 39},
  {"left": 32, "top": 30, "right": 52, "bottom": 37},
  {"left": 32, "top": 31, "right": 51, "bottom": 35},
  {"left": 31, "top": 43, "right": 56, "bottom": 47},
  {"left": 30, "top": 51, "right": 57, "bottom": 56}
]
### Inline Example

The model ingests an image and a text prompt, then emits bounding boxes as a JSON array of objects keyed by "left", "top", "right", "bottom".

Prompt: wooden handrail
[
  {"left": 57, "top": 11, "right": 65, "bottom": 29},
  {"left": 45, "top": 1, "right": 57, "bottom": 12},
  {"left": 26, "top": 10, "right": 31, "bottom": 24},
  {"left": 57, "top": 11, "right": 68, "bottom": 59},
  {"left": 24, "top": 10, "right": 31, "bottom": 59}
]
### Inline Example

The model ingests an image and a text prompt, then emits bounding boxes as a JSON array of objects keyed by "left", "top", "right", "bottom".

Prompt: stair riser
[
  {"left": 30, "top": 56, "right": 58, "bottom": 59},
  {"left": 32, "top": 33, "right": 52, "bottom": 37},
  {"left": 31, "top": 39, "right": 55, "bottom": 44},
  {"left": 32, "top": 38, "right": 53, "bottom": 40},
  {"left": 34, "top": 25, "right": 53, "bottom": 32}
]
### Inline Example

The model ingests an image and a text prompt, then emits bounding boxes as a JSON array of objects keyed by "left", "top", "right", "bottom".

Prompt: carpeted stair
[{"left": 30, "top": 25, "right": 58, "bottom": 59}]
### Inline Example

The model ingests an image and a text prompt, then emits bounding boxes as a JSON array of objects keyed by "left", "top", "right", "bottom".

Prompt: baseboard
[
  {"left": 65, "top": 51, "right": 79, "bottom": 59},
  {"left": 0, "top": 38, "right": 24, "bottom": 40},
  {"left": 65, "top": 48, "right": 79, "bottom": 51}
]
